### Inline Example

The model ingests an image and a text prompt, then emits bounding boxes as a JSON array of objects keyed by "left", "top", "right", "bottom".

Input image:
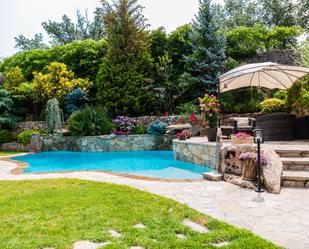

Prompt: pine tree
[
  {"left": 96, "top": 0, "right": 154, "bottom": 116},
  {"left": 186, "top": 0, "right": 226, "bottom": 96},
  {"left": 0, "top": 89, "right": 17, "bottom": 129}
]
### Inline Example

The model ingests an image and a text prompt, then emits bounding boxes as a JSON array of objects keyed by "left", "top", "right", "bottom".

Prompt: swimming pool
[{"left": 12, "top": 151, "right": 213, "bottom": 180}]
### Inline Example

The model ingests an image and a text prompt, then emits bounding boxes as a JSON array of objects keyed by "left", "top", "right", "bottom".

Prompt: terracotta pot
[
  {"left": 206, "top": 127, "right": 217, "bottom": 142},
  {"left": 241, "top": 159, "right": 257, "bottom": 181}
]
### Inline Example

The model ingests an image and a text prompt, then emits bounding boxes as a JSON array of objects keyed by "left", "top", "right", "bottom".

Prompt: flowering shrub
[
  {"left": 113, "top": 116, "right": 136, "bottom": 134},
  {"left": 176, "top": 130, "right": 191, "bottom": 139},
  {"left": 199, "top": 94, "right": 221, "bottom": 128},
  {"left": 235, "top": 132, "right": 252, "bottom": 138},
  {"left": 239, "top": 152, "right": 268, "bottom": 165},
  {"left": 188, "top": 113, "right": 199, "bottom": 125}
]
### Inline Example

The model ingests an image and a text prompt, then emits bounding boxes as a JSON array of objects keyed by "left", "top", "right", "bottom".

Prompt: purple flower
[
  {"left": 113, "top": 116, "right": 136, "bottom": 132},
  {"left": 0, "top": 76, "right": 4, "bottom": 85},
  {"left": 239, "top": 152, "right": 268, "bottom": 165}
]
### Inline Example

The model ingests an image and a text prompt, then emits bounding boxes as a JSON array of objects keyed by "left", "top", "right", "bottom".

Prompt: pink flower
[{"left": 200, "top": 103, "right": 205, "bottom": 108}]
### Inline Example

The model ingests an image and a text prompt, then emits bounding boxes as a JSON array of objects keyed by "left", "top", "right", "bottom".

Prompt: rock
[
  {"left": 73, "top": 240, "right": 110, "bottom": 249},
  {"left": 203, "top": 171, "right": 223, "bottom": 181},
  {"left": 220, "top": 144, "right": 255, "bottom": 175},
  {"left": 223, "top": 174, "right": 256, "bottom": 190},
  {"left": 176, "top": 234, "right": 187, "bottom": 239},
  {"left": 109, "top": 229, "right": 121, "bottom": 238},
  {"left": 262, "top": 145, "right": 283, "bottom": 194},
  {"left": 133, "top": 224, "right": 146, "bottom": 229},
  {"left": 166, "top": 124, "right": 191, "bottom": 135},
  {"left": 182, "top": 219, "right": 209, "bottom": 233}
]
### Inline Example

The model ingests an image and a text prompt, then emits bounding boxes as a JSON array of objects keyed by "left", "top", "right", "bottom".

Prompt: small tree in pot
[{"left": 199, "top": 94, "right": 221, "bottom": 141}]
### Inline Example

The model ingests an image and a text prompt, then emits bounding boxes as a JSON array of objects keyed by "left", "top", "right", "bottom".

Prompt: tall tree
[
  {"left": 185, "top": 0, "right": 226, "bottom": 95},
  {"left": 261, "top": 0, "right": 297, "bottom": 27},
  {"left": 222, "top": 0, "right": 264, "bottom": 28},
  {"left": 297, "top": 0, "right": 309, "bottom": 31},
  {"left": 15, "top": 9, "right": 105, "bottom": 50},
  {"left": 14, "top": 34, "right": 48, "bottom": 51},
  {"left": 96, "top": 0, "right": 154, "bottom": 116}
]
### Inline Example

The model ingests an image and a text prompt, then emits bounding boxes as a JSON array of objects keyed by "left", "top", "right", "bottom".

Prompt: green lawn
[
  {"left": 0, "top": 179, "right": 281, "bottom": 249},
  {"left": 0, "top": 151, "right": 23, "bottom": 156}
]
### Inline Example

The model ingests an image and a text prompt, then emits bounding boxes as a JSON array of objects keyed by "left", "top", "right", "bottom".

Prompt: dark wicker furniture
[
  {"left": 256, "top": 114, "right": 296, "bottom": 141},
  {"left": 230, "top": 117, "right": 256, "bottom": 135}
]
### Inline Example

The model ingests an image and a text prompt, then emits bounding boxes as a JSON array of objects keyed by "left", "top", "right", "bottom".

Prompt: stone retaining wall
[
  {"left": 16, "top": 121, "right": 47, "bottom": 133},
  {"left": 173, "top": 139, "right": 217, "bottom": 169},
  {"left": 42, "top": 135, "right": 174, "bottom": 152}
]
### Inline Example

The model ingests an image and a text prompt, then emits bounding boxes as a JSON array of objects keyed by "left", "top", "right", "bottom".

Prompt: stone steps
[
  {"left": 275, "top": 149, "right": 309, "bottom": 158},
  {"left": 281, "top": 157, "right": 309, "bottom": 171},
  {"left": 275, "top": 149, "right": 309, "bottom": 188},
  {"left": 281, "top": 170, "right": 309, "bottom": 188}
]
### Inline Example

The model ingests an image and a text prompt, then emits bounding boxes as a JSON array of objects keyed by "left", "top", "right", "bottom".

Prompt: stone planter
[
  {"left": 206, "top": 127, "right": 217, "bottom": 142},
  {"left": 231, "top": 135, "right": 254, "bottom": 145},
  {"left": 241, "top": 159, "right": 257, "bottom": 181}
]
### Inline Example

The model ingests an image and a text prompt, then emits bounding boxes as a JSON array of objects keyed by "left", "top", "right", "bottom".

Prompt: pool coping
[{"left": 1, "top": 153, "right": 207, "bottom": 183}]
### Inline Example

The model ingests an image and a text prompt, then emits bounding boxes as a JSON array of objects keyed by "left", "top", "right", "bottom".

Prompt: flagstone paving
[{"left": 1, "top": 159, "right": 309, "bottom": 249}]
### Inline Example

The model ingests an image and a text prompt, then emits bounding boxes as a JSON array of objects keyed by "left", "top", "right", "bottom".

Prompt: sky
[{"left": 0, "top": 0, "right": 223, "bottom": 58}]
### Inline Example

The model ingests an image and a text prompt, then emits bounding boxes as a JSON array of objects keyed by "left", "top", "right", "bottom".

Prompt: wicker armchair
[{"left": 230, "top": 117, "right": 256, "bottom": 135}]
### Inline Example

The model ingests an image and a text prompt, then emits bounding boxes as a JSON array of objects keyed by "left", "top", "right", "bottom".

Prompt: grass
[
  {"left": 0, "top": 179, "right": 282, "bottom": 249},
  {"left": 0, "top": 151, "right": 23, "bottom": 156}
]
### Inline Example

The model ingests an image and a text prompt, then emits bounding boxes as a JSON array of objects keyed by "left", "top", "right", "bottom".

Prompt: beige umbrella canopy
[{"left": 219, "top": 62, "right": 309, "bottom": 93}]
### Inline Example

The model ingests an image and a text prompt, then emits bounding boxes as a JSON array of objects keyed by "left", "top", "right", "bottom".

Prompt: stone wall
[
  {"left": 16, "top": 121, "right": 47, "bottom": 133},
  {"left": 1, "top": 142, "right": 30, "bottom": 152},
  {"left": 42, "top": 135, "right": 174, "bottom": 152},
  {"left": 245, "top": 49, "right": 300, "bottom": 66},
  {"left": 173, "top": 139, "right": 217, "bottom": 169}
]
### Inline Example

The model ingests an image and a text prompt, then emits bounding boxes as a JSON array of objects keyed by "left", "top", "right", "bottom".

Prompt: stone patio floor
[{"left": 0, "top": 159, "right": 309, "bottom": 249}]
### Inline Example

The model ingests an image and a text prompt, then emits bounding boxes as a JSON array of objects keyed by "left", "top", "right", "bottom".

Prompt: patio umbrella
[{"left": 219, "top": 62, "right": 309, "bottom": 93}]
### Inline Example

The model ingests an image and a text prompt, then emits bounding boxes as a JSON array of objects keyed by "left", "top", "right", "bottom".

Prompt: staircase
[{"left": 275, "top": 149, "right": 309, "bottom": 188}]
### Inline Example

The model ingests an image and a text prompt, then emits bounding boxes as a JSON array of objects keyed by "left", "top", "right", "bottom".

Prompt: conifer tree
[
  {"left": 186, "top": 0, "right": 226, "bottom": 95},
  {"left": 96, "top": 0, "right": 154, "bottom": 116}
]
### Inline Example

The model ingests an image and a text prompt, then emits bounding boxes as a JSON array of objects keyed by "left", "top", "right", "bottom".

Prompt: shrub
[
  {"left": 147, "top": 120, "right": 167, "bottom": 136},
  {"left": 0, "top": 130, "right": 14, "bottom": 144},
  {"left": 260, "top": 98, "right": 287, "bottom": 114},
  {"left": 132, "top": 125, "right": 147, "bottom": 135},
  {"left": 273, "top": 90, "right": 288, "bottom": 100},
  {"left": 68, "top": 106, "right": 115, "bottom": 136},
  {"left": 65, "top": 88, "right": 87, "bottom": 117},
  {"left": 287, "top": 75, "right": 309, "bottom": 115},
  {"left": 18, "top": 130, "right": 45, "bottom": 145},
  {"left": 46, "top": 98, "right": 63, "bottom": 134},
  {"left": 0, "top": 89, "right": 17, "bottom": 129},
  {"left": 177, "top": 101, "right": 197, "bottom": 115},
  {"left": 113, "top": 116, "right": 136, "bottom": 133}
]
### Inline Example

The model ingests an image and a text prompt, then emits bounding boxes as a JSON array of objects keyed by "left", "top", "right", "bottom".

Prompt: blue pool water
[{"left": 12, "top": 151, "right": 213, "bottom": 179}]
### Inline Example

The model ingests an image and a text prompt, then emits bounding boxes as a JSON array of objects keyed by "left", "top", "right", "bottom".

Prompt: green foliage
[
  {"left": 273, "top": 90, "right": 288, "bottom": 100},
  {"left": 220, "top": 88, "right": 262, "bottom": 114},
  {"left": 260, "top": 98, "right": 286, "bottom": 114},
  {"left": 14, "top": 33, "right": 48, "bottom": 51},
  {"left": 147, "top": 120, "right": 167, "bottom": 136},
  {"left": 226, "top": 25, "right": 302, "bottom": 60},
  {"left": 177, "top": 101, "right": 197, "bottom": 115},
  {"left": 32, "top": 62, "right": 92, "bottom": 103},
  {"left": 287, "top": 75, "right": 309, "bottom": 115},
  {"left": 96, "top": 0, "right": 155, "bottom": 116},
  {"left": 300, "top": 41, "right": 309, "bottom": 68},
  {"left": 18, "top": 130, "right": 45, "bottom": 145},
  {"left": 132, "top": 125, "right": 147, "bottom": 135},
  {"left": 0, "top": 130, "right": 14, "bottom": 144},
  {"left": 0, "top": 89, "right": 17, "bottom": 129},
  {"left": 68, "top": 106, "right": 114, "bottom": 136},
  {"left": 46, "top": 98, "right": 63, "bottom": 134},
  {"left": 2, "top": 67, "right": 28, "bottom": 93},
  {"left": 186, "top": 0, "right": 226, "bottom": 95},
  {"left": 0, "top": 40, "right": 107, "bottom": 82}
]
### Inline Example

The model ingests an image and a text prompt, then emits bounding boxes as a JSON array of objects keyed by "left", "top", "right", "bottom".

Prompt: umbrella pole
[{"left": 217, "top": 79, "right": 221, "bottom": 128}]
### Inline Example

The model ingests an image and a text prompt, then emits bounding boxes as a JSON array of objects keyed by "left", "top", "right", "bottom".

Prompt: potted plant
[
  {"left": 199, "top": 94, "right": 221, "bottom": 142},
  {"left": 231, "top": 132, "right": 254, "bottom": 144}
]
